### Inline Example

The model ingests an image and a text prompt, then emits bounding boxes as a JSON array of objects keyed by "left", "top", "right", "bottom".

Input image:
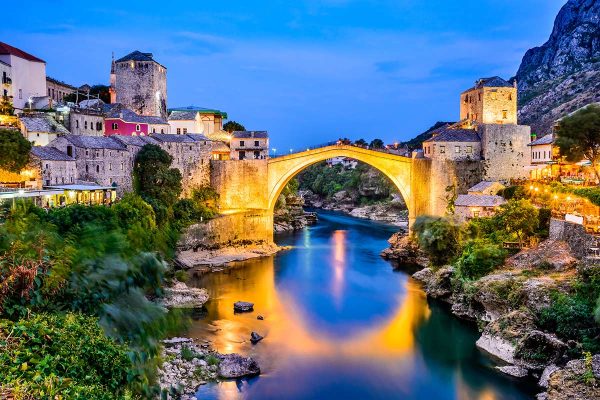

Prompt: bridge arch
[{"left": 267, "top": 145, "right": 417, "bottom": 220}]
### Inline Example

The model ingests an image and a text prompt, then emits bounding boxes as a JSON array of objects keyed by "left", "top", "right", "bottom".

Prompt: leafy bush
[
  {"left": 412, "top": 216, "right": 462, "bottom": 267},
  {"left": 500, "top": 185, "right": 526, "bottom": 200},
  {"left": 455, "top": 240, "right": 507, "bottom": 280},
  {"left": 0, "top": 313, "right": 132, "bottom": 399},
  {"left": 0, "top": 128, "right": 31, "bottom": 173}
]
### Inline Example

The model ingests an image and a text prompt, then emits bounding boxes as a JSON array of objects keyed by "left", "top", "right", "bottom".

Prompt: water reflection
[{"left": 189, "top": 212, "right": 534, "bottom": 400}]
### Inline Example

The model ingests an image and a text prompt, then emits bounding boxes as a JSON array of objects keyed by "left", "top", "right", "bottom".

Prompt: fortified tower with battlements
[{"left": 110, "top": 51, "right": 167, "bottom": 119}]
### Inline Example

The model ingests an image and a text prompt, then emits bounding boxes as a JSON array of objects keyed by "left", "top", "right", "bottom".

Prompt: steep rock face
[{"left": 516, "top": 0, "right": 600, "bottom": 135}]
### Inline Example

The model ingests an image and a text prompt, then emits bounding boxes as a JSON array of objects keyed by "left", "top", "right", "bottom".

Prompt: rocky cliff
[{"left": 516, "top": 0, "right": 600, "bottom": 135}]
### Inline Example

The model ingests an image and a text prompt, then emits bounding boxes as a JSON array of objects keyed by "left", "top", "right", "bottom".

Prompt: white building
[
  {"left": 167, "top": 106, "right": 227, "bottom": 138},
  {"left": 0, "top": 42, "right": 47, "bottom": 112},
  {"left": 19, "top": 113, "right": 70, "bottom": 146}
]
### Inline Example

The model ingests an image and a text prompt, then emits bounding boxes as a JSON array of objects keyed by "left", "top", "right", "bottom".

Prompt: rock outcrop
[
  {"left": 159, "top": 281, "right": 209, "bottom": 309},
  {"left": 545, "top": 354, "right": 600, "bottom": 400},
  {"left": 218, "top": 354, "right": 261, "bottom": 379},
  {"left": 515, "top": 0, "right": 600, "bottom": 135},
  {"left": 381, "top": 233, "right": 427, "bottom": 265}
]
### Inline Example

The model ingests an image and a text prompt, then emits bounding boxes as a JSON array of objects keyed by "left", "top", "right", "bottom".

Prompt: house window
[
  {"left": 502, "top": 110, "right": 508, "bottom": 119},
  {"left": 136, "top": 124, "right": 141, "bottom": 131},
  {"left": 473, "top": 210, "right": 480, "bottom": 218},
  {"left": 478, "top": 93, "right": 481, "bottom": 101},
  {"left": 109, "top": 163, "right": 112, "bottom": 171},
  {"left": 96, "top": 165, "right": 100, "bottom": 173},
  {"left": 70, "top": 177, "right": 73, "bottom": 183},
  {"left": 97, "top": 122, "right": 102, "bottom": 131},
  {"left": 121, "top": 162, "right": 124, "bottom": 171},
  {"left": 455, "top": 146, "right": 460, "bottom": 153},
  {"left": 183, "top": 128, "right": 187, "bottom": 134},
  {"left": 76, "top": 120, "right": 79, "bottom": 128},
  {"left": 153, "top": 128, "right": 156, "bottom": 133},
  {"left": 67, "top": 146, "right": 73, "bottom": 157},
  {"left": 45, "top": 179, "right": 50, "bottom": 185},
  {"left": 254, "top": 150, "right": 260, "bottom": 159},
  {"left": 466, "top": 146, "right": 473, "bottom": 154},
  {"left": 440, "top": 146, "right": 445, "bottom": 154},
  {"left": 254, "top": 140, "right": 259, "bottom": 147},
  {"left": 112, "top": 123, "right": 118, "bottom": 130},
  {"left": 45, "top": 163, "right": 48, "bottom": 169},
  {"left": 240, "top": 140, "right": 245, "bottom": 147},
  {"left": 177, "top": 128, "right": 181, "bottom": 134},
  {"left": 110, "top": 177, "right": 113, "bottom": 184},
  {"left": 85, "top": 149, "right": 89, "bottom": 156},
  {"left": 161, "top": 129, "right": 164, "bottom": 133},
  {"left": 85, "top": 165, "right": 89, "bottom": 173},
  {"left": 239, "top": 151, "right": 245, "bottom": 160}
]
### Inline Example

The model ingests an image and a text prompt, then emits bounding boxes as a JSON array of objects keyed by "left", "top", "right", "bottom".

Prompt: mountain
[{"left": 516, "top": 0, "right": 600, "bottom": 136}]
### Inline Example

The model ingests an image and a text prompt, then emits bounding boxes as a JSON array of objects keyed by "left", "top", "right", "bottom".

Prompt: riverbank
[
  {"left": 176, "top": 242, "right": 286, "bottom": 271},
  {"left": 383, "top": 233, "right": 600, "bottom": 400}
]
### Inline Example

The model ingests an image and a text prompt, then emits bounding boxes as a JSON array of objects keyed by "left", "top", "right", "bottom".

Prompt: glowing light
[
  {"left": 567, "top": 196, "right": 572, "bottom": 201},
  {"left": 529, "top": 185, "right": 534, "bottom": 190},
  {"left": 18, "top": 189, "right": 24, "bottom": 195},
  {"left": 554, "top": 195, "right": 558, "bottom": 200}
]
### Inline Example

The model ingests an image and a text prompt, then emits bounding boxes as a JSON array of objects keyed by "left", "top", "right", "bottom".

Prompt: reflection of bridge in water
[{"left": 208, "top": 144, "right": 442, "bottom": 243}]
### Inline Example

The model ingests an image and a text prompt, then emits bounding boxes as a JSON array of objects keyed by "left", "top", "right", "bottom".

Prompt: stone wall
[
  {"left": 178, "top": 210, "right": 273, "bottom": 249},
  {"left": 39, "top": 159, "right": 77, "bottom": 186},
  {"left": 460, "top": 87, "right": 517, "bottom": 125},
  {"left": 69, "top": 111, "right": 104, "bottom": 136},
  {"left": 479, "top": 124, "right": 531, "bottom": 181},
  {"left": 155, "top": 141, "right": 212, "bottom": 195},
  {"left": 427, "top": 159, "right": 485, "bottom": 216},
  {"left": 549, "top": 218, "right": 598, "bottom": 259},
  {"left": 210, "top": 159, "right": 269, "bottom": 211}
]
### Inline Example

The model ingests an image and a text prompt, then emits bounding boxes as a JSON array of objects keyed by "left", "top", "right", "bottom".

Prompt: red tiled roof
[{"left": 0, "top": 42, "right": 45, "bottom": 63}]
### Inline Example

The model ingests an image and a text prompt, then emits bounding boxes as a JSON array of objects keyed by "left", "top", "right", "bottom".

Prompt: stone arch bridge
[{"left": 207, "top": 144, "right": 440, "bottom": 244}]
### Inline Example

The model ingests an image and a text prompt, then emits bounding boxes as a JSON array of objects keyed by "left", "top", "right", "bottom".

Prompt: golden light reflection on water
[{"left": 331, "top": 230, "right": 347, "bottom": 308}]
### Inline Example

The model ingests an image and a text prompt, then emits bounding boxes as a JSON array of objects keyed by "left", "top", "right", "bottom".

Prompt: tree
[
  {"left": 354, "top": 138, "right": 368, "bottom": 148},
  {"left": 64, "top": 84, "right": 111, "bottom": 104},
  {"left": 223, "top": 121, "right": 246, "bottom": 133},
  {"left": 369, "top": 138, "right": 385, "bottom": 149},
  {"left": 133, "top": 144, "right": 182, "bottom": 209},
  {"left": 555, "top": 104, "right": 600, "bottom": 182},
  {"left": 496, "top": 199, "right": 539, "bottom": 246},
  {"left": 455, "top": 239, "right": 507, "bottom": 280},
  {"left": 0, "top": 129, "right": 32, "bottom": 173},
  {"left": 412, "top": 216, "right": 462, "bottom": 267}
]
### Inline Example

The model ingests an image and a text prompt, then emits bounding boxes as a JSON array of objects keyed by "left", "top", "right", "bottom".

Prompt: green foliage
[
  {"left": 412, "top": 216, "right": 462, "bottom": 267},
  {"left": 0, "top": 128, "right": 32, "bottom": 173},
  {"left": 354, "top": 138, "right": 368, "bottom": 147},
  {"left": 0, "top": 313, "right": 132, "bottom": 399},
  {"left": 496, "top": 199, "right": 539, "bottom": 244},
  {"left": 573, "top": 186, "right": 600, "bottom": 206},
  {"left": 134, "top": 144, "right": 183, "bottom": 215},
  {"left": 174, "top": 270, "right": 188, "bottom": 283},
  {"left": 0, "top": 96, "right": 14, "bottom": 116},
  {"left": 223, "top": 120, "right": 246, "bottom": 133},
  {"left": 205, "top": 354, "right": 220, "bottom": 366},
  {"left": 369, "top": 138, "right": 384, "bottom": 149},
  {"left": 538, "top": 267, "right": 600, "bottom": 354},
  {"left": 537, "top": 208, "right": 552, "bottom": 238},
  {"left": 500, "top": 185, "right": 526, "bottom": 200},
  {"left": 555, "top": 104, "right": 600, "bottom": 180},
  {"left": 455, "top": 239, "right": 507, "bottom": 280}
]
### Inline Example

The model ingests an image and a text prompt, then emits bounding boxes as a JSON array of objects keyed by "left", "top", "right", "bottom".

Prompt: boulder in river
[
  {"left": 218, "top": 354, "right": 261, "bottom": 379},
  {"left": 160, "top": 281, "right": 209, "bottom": 309},
  {"left": 250, "top": 331, "right": 263, "bottom": 344},
  {"left": 234, "top": 301, "right": 254, "bottom": 312}
]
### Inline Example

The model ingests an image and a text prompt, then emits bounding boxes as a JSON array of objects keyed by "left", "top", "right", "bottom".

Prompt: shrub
[
  {"left": 455, "top": 240, "right": 507, "bottom": 280},
  {"left": 0, "top": 313, "right": 132, "bottom": 399},
  {"left": 500, "top": 185, "right": 526, "bottom": 200},
  {"left": 413, "top": 216, "right": 462, "bottom": 267}
]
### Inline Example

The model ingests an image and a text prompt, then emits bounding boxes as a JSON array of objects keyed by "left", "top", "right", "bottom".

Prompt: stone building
[
  {"left": 1, "top": 59, "right": 11, "bottom": 103},
  {"left": 67, "top": 108, "right": 105, "bottom": 136},
  {"left": 230, "top": 131, "right": 269, "bottom": 160},
  {"left": 48, "top": 136, "right": 133, "bottom": 192},
  {"left": 467, "top": 181, "right": 505, "bottom": 196},
  {"left": 110, "top": 51, "right": 167, "bottom": 119},
  {"left": 46, "top": 77, "right": 76, "bottom": 104},
  {"left": 167, "top": 106, "right": 227, "bottom": 138},
  {"left": 423, "top": 76, "right": 531, "bottom": 181},
  {"left": 31, "top": 146, "right": 77, "bottom": 186},
  {"left": 455, "top": 194, "right": 506, "bottom": 221},
  {"left": 422, "top": 128, "right": 482, "bottom": 161},
  {"left": 0, "top": 41, "right": 46, "bottom": 112},
  {"left": 19, "top": 113, "right": 70, "bottom": 146},
  {"left": 460, "top": 77, "right": 518, "bottom": 125}
]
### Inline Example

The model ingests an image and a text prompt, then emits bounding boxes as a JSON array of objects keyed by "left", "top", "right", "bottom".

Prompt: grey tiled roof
[
  {"left": 186, "top": 134, "right": 210, "bottom": 141},
  {"left": 115, "top": 51, "right": 155, "bottom": 63},
  {"left": 232, "top": 131, "right": 268, "bottom": 139},
  {"left": 31, "top": 146, "right": 74, "bottom": 161},
  {"left": 151, "top": 133, "right": 195, "bottom": 143},
  {"left": 455, "top": 194, "right": 506, "bottom": 207},
  {"left": 112, "top": 135, "right": 158, "bottom": 147},
  {"left": 168, "top": 110, "right": 197, "bottom": 121},
  {"left": 468, "top": 181, "right": 502, "bottom": 193},
  {"left": 19, "top": 114, "right": 70, "bottom": 135},
  {"left": 104, "top": 103, "right": 167, "bottom": 124},
  {"left": 63, "top": 135, "right": 127, "bottom": 150},
  {"left": 528, "top": 134, "right": 554, "bottom": 146},
  {"left": 423, "top": 128, "right": 480, "bottom": 143}
]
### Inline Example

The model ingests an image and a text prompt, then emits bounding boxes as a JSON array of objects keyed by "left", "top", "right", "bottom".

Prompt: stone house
[
  {"left": 19, "top": 113, "right": 70, "bottom": 146},
  {"left": 31, "top": 146, "right": 77, "bottom": 186},
  {"left": 455, "top": 194, "right": 506, "bottom": 221},
  {"left": 167, "top": 107, "right": 228, "bottom": 138},
  {"left": 423, "top": 128, "right": 482, "bottom": 161},
  {"left": 230, "top": 131, "right": 269, "bottom": 160},
  {"left": 48, "top": 136, "right": 133, "bottom": 193},
  {"left": 46, "top": 76, "right": 76, "bottom": 104},
  {"left": 68, "top": 108, "right": 105, "bottom": 136},
  {"left": 110, "top": 51, "right": 167, "bottom": 119},
  {"left": 467, "top": 181, "right": 505, "bottom": 196}
]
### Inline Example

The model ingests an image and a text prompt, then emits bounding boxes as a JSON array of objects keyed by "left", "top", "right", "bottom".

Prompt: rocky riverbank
[
  {"left": 274, "top": 192, "right": 318, "bottom": 233},
  {"left": 301, "top": 189, "right": 408, "bottom": 226},
  {"left": 383, "top": 234, "right": 600, "bottom": 399},
  {"left": 158, "top": 337, "right": 260, "bottom": 399},
  {"left": 176, "top": 242, "right": 285, "bottom": 271}
]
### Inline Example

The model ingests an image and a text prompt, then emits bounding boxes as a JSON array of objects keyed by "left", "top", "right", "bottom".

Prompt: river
[{"left": 189, "top": 211, "right": 536, "bottom": 399}]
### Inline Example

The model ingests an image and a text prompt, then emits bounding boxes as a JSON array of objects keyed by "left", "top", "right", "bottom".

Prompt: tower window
[
  {"left": 240, "top": 140, "right": 245, "bottom": 147},
  {"left": 455, "top": 146, "right": 460, "bottom": 153},
  {"left": 502, "top": 110, "right": 508, "bottom": 119},
  {"left": 136, "top": 124, "right": 141, "bottom": 131},
  {"left": 84, "top": 121, "right": 88, "bottom": 129},
  {"left": 440, "top": 146, "right": 445, "bottom": 154}
]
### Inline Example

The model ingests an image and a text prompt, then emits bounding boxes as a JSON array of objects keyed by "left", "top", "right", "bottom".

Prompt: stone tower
[
  {"left": 109, "top": 53, "right": 116, "bottom": 104},
  {"left": 460, "top": 77, "right": 517, "bottom": 125},
  {"left": 112, "top": 50, "right": 167, "bottom": 119}
]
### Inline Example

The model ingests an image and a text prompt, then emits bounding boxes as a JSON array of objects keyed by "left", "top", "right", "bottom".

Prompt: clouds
[{"left": 1, "top": 0, "right": 566, "bottom": 148}]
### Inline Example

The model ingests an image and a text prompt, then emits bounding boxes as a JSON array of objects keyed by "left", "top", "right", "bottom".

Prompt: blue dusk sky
[{"left": 4, "top": 0, "right": 565, "bottom": 150}]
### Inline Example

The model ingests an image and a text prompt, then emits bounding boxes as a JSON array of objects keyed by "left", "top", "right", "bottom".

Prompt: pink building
[{"left": 103, "top": 103, "right": 168, "bottom": 137}]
